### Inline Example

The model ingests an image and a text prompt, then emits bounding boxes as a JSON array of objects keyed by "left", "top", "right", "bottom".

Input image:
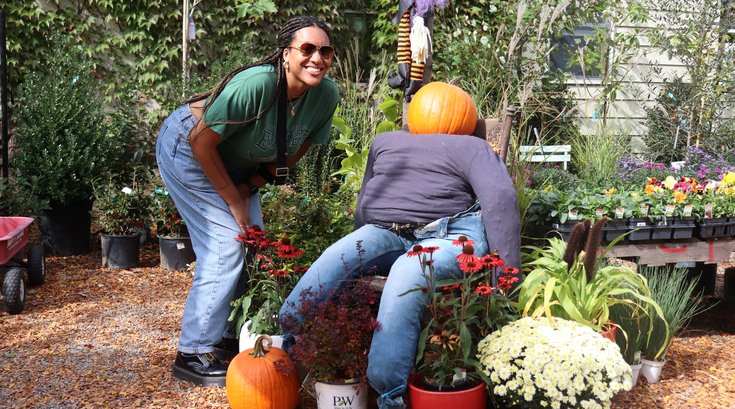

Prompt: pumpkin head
[
  {"left": 226, "top": 335, "right": 300, "bottom": 409},
  {"left": 407, "top": 82, "right": 477, "bottom": 135}
]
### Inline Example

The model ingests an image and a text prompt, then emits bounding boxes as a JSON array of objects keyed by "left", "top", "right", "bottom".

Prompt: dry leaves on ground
[{"left": 1, "top": 242, "right": 734, "bottom": 408}]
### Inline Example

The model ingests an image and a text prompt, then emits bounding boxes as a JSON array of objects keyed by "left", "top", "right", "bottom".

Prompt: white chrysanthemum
[{"left": 476, "top": 317, "right": 632, "bottom": 409}]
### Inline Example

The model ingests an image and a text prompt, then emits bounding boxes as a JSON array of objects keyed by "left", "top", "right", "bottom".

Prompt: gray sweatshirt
[{"left": 355, "top": 131, "right": 521, "bottom": 269}]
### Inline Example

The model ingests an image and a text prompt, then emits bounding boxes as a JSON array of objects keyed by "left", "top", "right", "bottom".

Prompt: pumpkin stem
[{"left": 251, "top": 334, "right": 273, "bottom": 358}]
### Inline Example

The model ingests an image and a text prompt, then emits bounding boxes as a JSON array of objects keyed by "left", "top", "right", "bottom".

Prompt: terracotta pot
[
  {"left": 408, "top": 376, "right": 487, "bottom": 409},
  {"left": 600, "top": 324, "right": 617, "bottom": 343}
]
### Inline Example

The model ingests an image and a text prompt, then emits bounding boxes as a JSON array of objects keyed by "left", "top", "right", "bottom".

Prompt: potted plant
[
  {"left": 227, "top": 225, "right": 308, "bottom": 352},
  {"left": 93, "top": 170, "right": 154, "bottom": 269},
  {"left": 515, "top": 218, "right": 666, "bottom": 347},
  {"left": 281, "top": 280, "right": 378, "bottom": 409},
  {"left": 609, "top": 295, "right": 646, "bottom": 386},
  {"left": 404, "top": 241, "right": 519, "bottom": 408},
  {"left": 638, "top": 264, "right": 708, "bottom": 383},
  {"left": 150, "top": 188, "right": 194, "bottom": 271},
  {"left": 477, "top": 317, "right": 633, "bottom": 408},
  {"left": 12, "top": 35, "right": 124, "bottom": 256}
]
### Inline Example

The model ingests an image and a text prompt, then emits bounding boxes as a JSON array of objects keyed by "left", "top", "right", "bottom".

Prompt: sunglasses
[{"left": 288, "top": 43, "right": 336, "bottom": 60}]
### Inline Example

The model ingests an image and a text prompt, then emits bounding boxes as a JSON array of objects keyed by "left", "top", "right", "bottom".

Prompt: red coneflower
[
  {"left": 459, "top": 259, "right": 483, "bottom": 274},
  {"left": 503, "top": 266, "right": 519, "bottom": 275},
  {"left": 456, "top": 244, "right": 478, "bottom": 264},
  {"left": 268, "top": 269, "right": 290, "bottom": 277},
  {"left": 474, "top": 283, "right": 493, "bottom": 296},
  {"left": 407, "top": 245, "right": 424, "bottom": 257},
  {"left": 422, "top": 246, "right": 439, "bottom": 254},
  {"left": 452, "top": 236, "right": 475, "bottom": 246},
  {"left": 274, "top": 237, "right": 303, "bottom": 258},
  {"left": 497, "top": 275, "right": 519, "bottom": 290},
  {"left": 442, "top": 284, "right": 461, "bottom": 292}
]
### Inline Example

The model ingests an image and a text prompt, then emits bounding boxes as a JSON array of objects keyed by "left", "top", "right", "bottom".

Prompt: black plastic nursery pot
[
  {"left": 650, "top": 220, "right": 674, "bottom": 241},
  {"left": 159, "top": 236, "right": 196, "bottom": 271},
  {"left": 671, "top": 217, "right": 696, "bottom": 240},
  {"left": 552, "top": 220, "right": 581, "bottom": 241},
  {"left": 101, "top": 233, "right": 141, "bottom": 269},
  {"left": 628, "top": 218, "right": 653, "bottom": 242},
  {"left": 696, "top": 217, "right": 729, "bottom": 239},
  {"left": 37, "top": 200, "right": 93, "bottom": 256},
  {"left": 603, "top": 218, "right": 628, "bottom": 243}
]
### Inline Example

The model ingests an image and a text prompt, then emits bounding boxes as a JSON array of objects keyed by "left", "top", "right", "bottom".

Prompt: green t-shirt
[{"left": 203, "top": 64, "right": 340, "bottom": 167}]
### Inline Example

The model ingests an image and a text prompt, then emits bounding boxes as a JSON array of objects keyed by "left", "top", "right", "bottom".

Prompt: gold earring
[{"left": 284, "top": 61, "right": 290, "bottom": 72}]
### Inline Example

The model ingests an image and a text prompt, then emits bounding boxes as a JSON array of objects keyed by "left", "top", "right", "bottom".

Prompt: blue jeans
[
  {"left": 280, "top": 204, "right": 487, "bottom": 409},
  {"left": 156, "top": 104, "right": 264, "bottom": 354}
]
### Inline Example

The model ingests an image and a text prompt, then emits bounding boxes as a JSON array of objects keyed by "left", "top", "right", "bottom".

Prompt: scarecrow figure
[{"left": 388, "top": 0, "right": 448, "bottom": 101}]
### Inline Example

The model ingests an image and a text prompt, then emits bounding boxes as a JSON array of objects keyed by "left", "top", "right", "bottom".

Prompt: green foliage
[
  {"left": 572, "top": 125, "right": 629, "bottom": 186},
  {"left": 643, "top": 78, "right": 697, "bottom": 162},
  {"left": 4, "top": 0, "right": 366, "bottom": 106},
  {"left": 12, "top": 35, "right": 122, "bottom": 206},
  {"left": 638, "top": 264, "right": 708, "bottom": 360},
  {"left": 150, "top": 188, "right": 188, "bottom": 238},
  {"left": 93, "top": 169, "right": 156, "bottom": 235},
  {"left": 0, "top": 177, "right": 49, "bottom": 217},
  {"left": 260, "top": 185, "right": 354, "bottom": 263}
]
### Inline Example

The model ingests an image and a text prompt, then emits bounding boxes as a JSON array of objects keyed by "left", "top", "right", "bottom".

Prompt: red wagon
[{"left": 0, "top": 217, "right": 46, "bottom": 314}]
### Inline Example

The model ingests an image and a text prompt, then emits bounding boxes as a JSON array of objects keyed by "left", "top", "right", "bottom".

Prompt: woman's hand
[{"left": 232, "top": 185, "right": 252, "bottom": 232}]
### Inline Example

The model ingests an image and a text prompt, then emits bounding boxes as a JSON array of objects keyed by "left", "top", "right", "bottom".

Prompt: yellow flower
[
  {"left": 673, "top": 190, "right": 687, "bottom": 204},
  {"left": 663, "top": 176, "right": 677, "bottom": 190},
  {"left": 544, "top": 185, "right": 553, "bottom": 192},
  {"left": 631, "top": 192, "right": 639, "bottom": 198},
  {"left": 645, "top": 184, "right": 656, "bottom": 195},
  {"left": 723, "top": 172, "right": 735, "bottom": 187},
  {"left": 604, "top": 187, "right": 617, "bottom": 196}
]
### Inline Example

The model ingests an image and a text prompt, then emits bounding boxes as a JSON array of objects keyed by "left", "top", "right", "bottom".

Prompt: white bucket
[
  {"left": 238, "top": 320, "right": 285, "bottom": 352},
  {"left": 315, "top": 380, "right": 368, "bottom": 409},
  {"left": 640, "top": 358, "right": 665, "bottom": 384},
  {"left": 630, "top": 362, "right": 642, "bottom": 386}
]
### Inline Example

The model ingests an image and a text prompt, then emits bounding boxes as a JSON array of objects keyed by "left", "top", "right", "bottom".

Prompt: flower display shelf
[
  {"left": 696, "top": 217, "right": 729, "bottom": 239},
  {"left": 551, "top": 220, "right": 581, "bottom": 241}
]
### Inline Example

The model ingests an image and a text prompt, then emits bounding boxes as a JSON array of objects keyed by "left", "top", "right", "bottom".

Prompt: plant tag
[
  {"left": 451, "top": 369, "right": 467, "bottom": 386},
  {"left": 636, "top": 221, "right": 647, "bottom": 227},
  {"left": 705, "top": 203, "right": 714, "bottom": 219},
  {"left": 596, "top": 208, "right": 604, "bottom": 218},
  {"left": 569, "top": 209, "right": 578, "bottom": 221},
  {"left": 665, "top": 204, "right": 675, "bottom": 217},
  {"left": 639, "top": 204, "right": 649, "bottom": 217},
  {"left": 684, "top": 204, "right": 693, "bottom": 217},
  {"left": 177, "top": 242, "right": 186, "bottom": 250},
  {"left": 615, "top": 207, "right": 625, "bottom": 219}
]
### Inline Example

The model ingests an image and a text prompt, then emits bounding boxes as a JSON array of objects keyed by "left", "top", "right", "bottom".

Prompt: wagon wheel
[
  {"left": 2, "top": 267, "right": 27, "bottom": 314},
  {"left": 27, "top": 244, "right": 46, "bottom": 286}
]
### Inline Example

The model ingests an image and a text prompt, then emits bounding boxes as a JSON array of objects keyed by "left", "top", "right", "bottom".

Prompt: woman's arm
[
  {"left": 243, "top": 141, "right": 313, "bottom": 191},
  {"left": 189, "top": 120, "right": 251, "bottom": 229}
]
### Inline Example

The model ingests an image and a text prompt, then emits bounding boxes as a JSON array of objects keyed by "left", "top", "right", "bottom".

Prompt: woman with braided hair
[{"left": 156, "top": 15, "right": 339, "bottom": 387}]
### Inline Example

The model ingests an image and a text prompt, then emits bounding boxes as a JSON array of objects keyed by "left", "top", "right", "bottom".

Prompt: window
[{"left": 550, "top": 24, "right": 606, "bottom": 78}]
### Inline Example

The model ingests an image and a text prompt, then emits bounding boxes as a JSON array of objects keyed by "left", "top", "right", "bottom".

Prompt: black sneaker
[
  {"left": 212, "top": 338, "right": 240, "bottom": 362},
  {"left": 172, "top": 352, "right": 228, "bottom": 387}
]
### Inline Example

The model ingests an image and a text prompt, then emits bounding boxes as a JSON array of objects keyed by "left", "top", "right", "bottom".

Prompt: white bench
[{"left": 518, "top": 144, "right": 572, "bottom": 170}]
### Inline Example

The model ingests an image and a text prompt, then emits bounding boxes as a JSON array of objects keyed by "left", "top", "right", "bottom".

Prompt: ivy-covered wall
[{"left": 3, "top": 0, "right": 370, "bottom": 108}]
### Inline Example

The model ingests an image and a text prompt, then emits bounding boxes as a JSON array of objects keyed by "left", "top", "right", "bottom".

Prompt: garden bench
[
  {"left": 518, "top": 144, "right": 572, "bottom": 170},
  {"left": 362, "top": 106, "right": 517, "bottom": 293}
]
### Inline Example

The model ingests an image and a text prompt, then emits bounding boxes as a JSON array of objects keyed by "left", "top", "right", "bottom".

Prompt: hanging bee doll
[{"left": 388, "top": 0, "right": 448, "bottom": 101}]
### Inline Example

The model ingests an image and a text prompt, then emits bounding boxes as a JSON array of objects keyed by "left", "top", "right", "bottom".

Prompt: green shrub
[
  {"left": 0, "top": 177, "right": 49, "bottom": 217},
  {"left": 13, "top": 35, "right": 122, "bottom": 206}
]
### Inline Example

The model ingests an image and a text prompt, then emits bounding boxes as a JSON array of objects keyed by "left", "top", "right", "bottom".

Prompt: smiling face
[{"left": 282, "top": 26, "right": 333, "bottom": 100}]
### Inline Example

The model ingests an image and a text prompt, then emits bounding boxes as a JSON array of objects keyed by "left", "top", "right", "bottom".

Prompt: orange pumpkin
[
  {"left": 407, "top": 82, "right": 477, "bottom": 135},
  {"left": 226, "top": 335, "right": 300, "bottom": 409}
]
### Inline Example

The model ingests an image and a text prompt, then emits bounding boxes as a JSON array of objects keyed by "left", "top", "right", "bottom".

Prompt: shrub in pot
[
  {"left": 93, "top": 169, "right": 154, "bottom": 268},
  {"left": 12, "top": 34, "right": 124, "bottom": 255}
]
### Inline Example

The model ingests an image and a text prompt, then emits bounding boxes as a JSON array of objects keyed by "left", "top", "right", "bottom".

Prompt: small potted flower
[
  {"left": 228, "top": 225, "right": 309, "bottom": 352},
  {"left": 404, "top": 240, "right": 520, "bottom": 408},
  {"left": 93, "top": 170, "right": 154, "bottom": 269},
  {"left": 281, "top": 279, "right": 378, "bottom": 409},
  {"left": 477, "top": 317, "right": 633, "bottom": 408},
  {"left": 150, "top": 188, "right": 194, "bottom": 271}
]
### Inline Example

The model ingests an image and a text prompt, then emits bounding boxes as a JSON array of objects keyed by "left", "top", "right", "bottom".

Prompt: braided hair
[{"left": 187, "top": 15, "right": 333, "bottom": 126}]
